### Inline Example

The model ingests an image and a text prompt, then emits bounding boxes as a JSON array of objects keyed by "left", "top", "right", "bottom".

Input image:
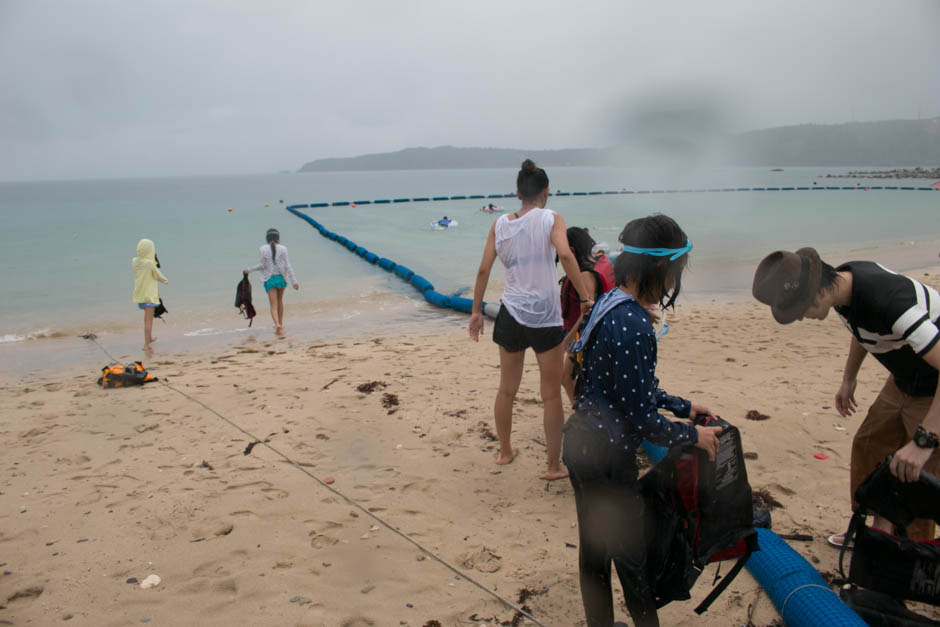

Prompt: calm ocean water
[{"left": 0, "top": 166, "right": 937, "bottom": 371}]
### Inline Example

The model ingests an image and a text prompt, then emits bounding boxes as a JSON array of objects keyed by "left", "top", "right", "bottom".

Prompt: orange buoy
[
  {"left": 351, "top": 203, "right": 357, "bottom": 208},
  {"left": 264, "top": 203, "right": 269, "bottom": 207},
  {"left": 227, "top": 207, "right": 233, "bottom": 212}
]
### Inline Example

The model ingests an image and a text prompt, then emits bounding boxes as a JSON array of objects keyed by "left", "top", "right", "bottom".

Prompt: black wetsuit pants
[{"left": 563, "top": 414, "right": 659, "bottom": 627}]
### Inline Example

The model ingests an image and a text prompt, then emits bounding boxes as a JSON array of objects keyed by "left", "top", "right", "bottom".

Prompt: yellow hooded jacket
[{"left": 132, "top": 239, "right": 168, "bottom": 304}]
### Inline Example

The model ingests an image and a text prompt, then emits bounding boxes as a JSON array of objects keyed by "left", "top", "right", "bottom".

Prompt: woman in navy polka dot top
[{"left": 563, "top": 214, "right": 722, "bottom": 627}]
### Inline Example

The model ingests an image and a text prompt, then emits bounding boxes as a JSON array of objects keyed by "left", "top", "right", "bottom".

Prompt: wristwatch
[{"left": 913, "top": 425, "right": 940, "bottom": 449}]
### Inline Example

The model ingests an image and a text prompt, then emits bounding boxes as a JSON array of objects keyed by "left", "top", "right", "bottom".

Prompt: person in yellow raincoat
[{"left": 132, "top": 238, "right": 168, "bottom": 351}]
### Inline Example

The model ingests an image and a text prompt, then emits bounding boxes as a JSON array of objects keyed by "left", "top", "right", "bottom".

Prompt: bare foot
[
  {"left": 275, "top": 325, "right": 284, "bottom": 336},
  {"left": 544, "top": 468, "right": 569, "bottom": 481},
  {"left": 496, "top": 448, "right": 518, "bottom": 465},
  {"left": 148, "top": 337, "right": 157, "bottom": 344}
]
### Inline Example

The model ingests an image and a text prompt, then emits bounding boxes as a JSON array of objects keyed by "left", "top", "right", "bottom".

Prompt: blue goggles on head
[{"left": 618, "top": 239, "right": 692, "bottom": 261}]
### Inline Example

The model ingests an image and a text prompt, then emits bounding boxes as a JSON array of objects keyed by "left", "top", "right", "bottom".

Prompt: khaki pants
[{"left": 851, "top": 376, "right": 940, "bottom": 539}]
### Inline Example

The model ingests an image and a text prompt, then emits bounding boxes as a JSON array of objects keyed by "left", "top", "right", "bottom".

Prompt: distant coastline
[
  {"left": 298, "top": 117, "right": 940, "bottom": 173},
  {"left": 825, "top": 167, "right": 940, "bottom": 180}
]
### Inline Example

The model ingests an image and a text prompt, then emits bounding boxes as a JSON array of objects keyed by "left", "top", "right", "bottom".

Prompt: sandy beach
[{"left": 2, "top": 268, "right": 939, "bottom": 626}]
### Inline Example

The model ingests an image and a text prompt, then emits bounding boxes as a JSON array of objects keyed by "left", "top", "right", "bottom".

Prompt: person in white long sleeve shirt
[{"left": 243, "top": 228, "right": 299, "bottom": 334}]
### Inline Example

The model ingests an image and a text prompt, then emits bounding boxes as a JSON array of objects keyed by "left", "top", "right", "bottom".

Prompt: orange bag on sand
[{"left": 97, "top": 361, "right": 157, "bottom": 388}]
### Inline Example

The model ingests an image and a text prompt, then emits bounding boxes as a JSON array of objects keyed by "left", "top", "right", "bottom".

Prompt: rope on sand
[{"left": 83, "top": 336, "right": 546, "bottom": 626}]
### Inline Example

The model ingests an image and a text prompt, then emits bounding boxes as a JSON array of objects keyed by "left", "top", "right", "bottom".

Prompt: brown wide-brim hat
[{"left": 752, "top": 247, "right": 823, "bottom": 324}]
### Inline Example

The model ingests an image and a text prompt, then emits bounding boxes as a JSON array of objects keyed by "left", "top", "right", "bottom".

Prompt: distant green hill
[
  {"left": 726, "top": 118, "right": 940, "bottom": 167},
  {"left": 298, "top": 118, "right": 940, "bottom": 172},
  {"left": 298, "top": 145, "right": 614, "bottom": 172}
]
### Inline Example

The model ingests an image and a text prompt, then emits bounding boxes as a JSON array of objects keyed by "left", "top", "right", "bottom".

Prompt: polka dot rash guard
[{"left": 573, "top": 298, "right": 698, "bottom": 453}]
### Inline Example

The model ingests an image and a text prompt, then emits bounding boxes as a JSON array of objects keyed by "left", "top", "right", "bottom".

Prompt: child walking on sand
[
  {"left": 243, "top": 228, "right": 298, "bottom": 334},
  {"left": 132, "top": 238, "right": 168, "bottom": 351},
  {"left": 468, "top": 159, "right": 594, "bottom": 480}
]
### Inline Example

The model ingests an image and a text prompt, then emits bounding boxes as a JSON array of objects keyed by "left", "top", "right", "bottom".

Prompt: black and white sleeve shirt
[{"left": 834, "top": 261, "right": 940, "bottom": 397}]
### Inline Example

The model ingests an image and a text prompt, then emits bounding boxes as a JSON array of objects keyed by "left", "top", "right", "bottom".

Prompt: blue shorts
[
  {"left": 264, "top": 274, "right": 287, "bottom": 292},
  {"left": 138, "top": 302, "right": 158, "bottom": 310}
]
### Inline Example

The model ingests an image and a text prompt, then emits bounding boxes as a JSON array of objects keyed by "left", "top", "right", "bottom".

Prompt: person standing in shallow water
[
  {"left": 468, "top": 159, "right": 594, "bottom": 481},
  {"left": 243, "top": 228, "right": 298, "bottom": 335},
  {"left": 132, "top": 238, "right": 168, "bottom": 351}
]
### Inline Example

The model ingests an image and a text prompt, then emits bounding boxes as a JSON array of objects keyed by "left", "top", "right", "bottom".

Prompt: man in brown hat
[{"left": 753, "top": 248, "right": 940, "bottom": 544}]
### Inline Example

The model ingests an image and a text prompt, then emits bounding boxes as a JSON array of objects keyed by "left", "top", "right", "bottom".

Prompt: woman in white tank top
[{"left": 468, "top": 159, "right": 594, "bottom": 480}]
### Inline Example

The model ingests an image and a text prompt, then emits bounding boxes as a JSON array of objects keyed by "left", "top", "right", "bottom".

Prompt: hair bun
[{"left": 521, "top": 159, "right": 537, "bottom": 172}]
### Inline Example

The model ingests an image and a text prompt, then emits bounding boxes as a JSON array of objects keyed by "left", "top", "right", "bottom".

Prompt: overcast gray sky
[{"left": 1, "top": 0, "right": 938, "bottom": 181}]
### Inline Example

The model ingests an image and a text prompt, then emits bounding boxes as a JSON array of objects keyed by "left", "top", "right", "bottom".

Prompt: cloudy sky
[{"left": 1, "top": 1, "right": 938, "bottom": 181}]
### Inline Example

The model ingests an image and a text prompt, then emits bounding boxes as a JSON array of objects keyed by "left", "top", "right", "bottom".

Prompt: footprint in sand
[{"left": 460, "top": 546, "right": 503, "bottom": 573}]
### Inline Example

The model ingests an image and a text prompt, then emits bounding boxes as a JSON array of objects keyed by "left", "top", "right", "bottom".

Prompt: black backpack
[
  {"left": 839, "top": 458, "right": 940, "bottom": 621},
  {"left": 639, "top": 414, "right": 759, "bottom": 614},
  {"left": 235, "top": 275, "right": 257, "bottom": 326}
]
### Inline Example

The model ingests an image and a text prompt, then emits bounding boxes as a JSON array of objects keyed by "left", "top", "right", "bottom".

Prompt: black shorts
[{"left": 492, "top": 306, "right": 565, "bottom": 354}]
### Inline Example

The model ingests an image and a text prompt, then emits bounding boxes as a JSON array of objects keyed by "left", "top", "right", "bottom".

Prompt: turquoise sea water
[{"left": 0, "top": 166, "right": 937, "bottom": 371}]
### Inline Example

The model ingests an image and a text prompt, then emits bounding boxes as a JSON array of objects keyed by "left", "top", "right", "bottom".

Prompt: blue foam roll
[
  {"left": 393, "top": 265, "right": 414, "bottom": 281},
  {"left": 450, "top": 195, "right": 466, "bottom": 200},
  {"left": 412, "top": 197, "right": 430, "bottom": 202},
  {"left": 374, "top": 199, "right": 391, "bottom": 204},
  {"left": 424, "top": 290, "right": 451, "bottom": 308},
  {"left": 354, "top": 246, "right": 367, "bottom": 256},
  {"left": 432, "top": 196, "right": 449, "bottom": 201},
  {"left": 344, "top": 240, "right": 356, "bottom": 251},
  {"left": 363, "top": 252, "right": 378, "bottom": 264},
  {"left": 487, "top": 194, "right": 504, "bottom": 198},
  {"left": 749, "top": 529, "right": 865, "bottom": 626},
  {"left": 336, "top": 236, "right": 348, "bottom": 245},
  {"left": 310, "top": 202, "right": 329, "bottom": 208},
  {"left": 332, "top": 201, "right": 350, "bottom": 206},
  {"left": 393, "top": 198, "right": 410, "bottom": 203},
  {"left": 353, "top": 200, "right": 371, "bottom": 205},
  {"left": 377, "top": 258, "right": 396, "bottom": 271},
  {"left": 449, "top": 296, "right": 474, "bottom": 314},
  {"left": 409, "top": 275, "right": 434, "bottom": 293},
  {"left": 327, "top": 232, "right": 339, "bottom": 240},
  {"left": 469, "top": 195, "right": 485, "bottom": 199}
]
